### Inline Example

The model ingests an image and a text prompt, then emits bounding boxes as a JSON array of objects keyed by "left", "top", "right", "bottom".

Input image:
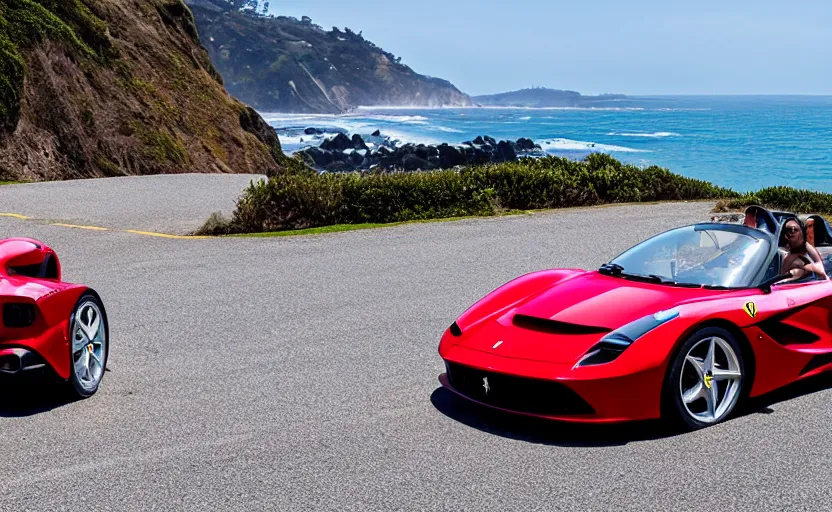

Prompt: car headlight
[
  {"left": 449, "top": 322, "right": 462, "bottom": 337},
  {"left": 575, "top": 308, "right": 679, "bottom": 367}
]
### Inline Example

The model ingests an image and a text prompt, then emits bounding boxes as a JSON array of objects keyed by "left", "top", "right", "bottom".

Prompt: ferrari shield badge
[
  {"left": 482, "top": 377, "right": 490, "bottom": 395},
  {"left": 743, "top": 301, "right": 758, "bottom": 318}
]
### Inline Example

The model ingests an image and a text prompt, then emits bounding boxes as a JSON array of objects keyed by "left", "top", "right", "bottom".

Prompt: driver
[{"left": 782, "top": 218, "right": 828, "bottom": 280}]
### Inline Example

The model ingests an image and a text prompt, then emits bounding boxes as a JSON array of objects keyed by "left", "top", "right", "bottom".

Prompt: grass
[{"left": 234, "top": 221, "right": 417, "bottom": 238}]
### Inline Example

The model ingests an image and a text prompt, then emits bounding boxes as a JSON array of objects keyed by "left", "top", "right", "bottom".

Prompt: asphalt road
[
  {"left": 0, "top": 178, "right": 829, "bottom": 511},
  {"left": 0, "top": 174, "right": 265, "bottom": 234}
]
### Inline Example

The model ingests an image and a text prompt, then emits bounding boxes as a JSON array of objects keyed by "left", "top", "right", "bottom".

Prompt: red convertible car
[
  {"left": 0, "top": 238, "right": 108, "bottom": 398},
  {"left": 438, "top": 206, "right": 832, "bottom": 430}
]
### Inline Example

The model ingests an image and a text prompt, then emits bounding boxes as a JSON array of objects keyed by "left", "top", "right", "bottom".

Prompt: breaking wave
[
  {"left": 607, "top": 131, "right": 680, "bottom": 138},
  {"left": 539, "top": 138, "right": 649, "bottom": 153}
]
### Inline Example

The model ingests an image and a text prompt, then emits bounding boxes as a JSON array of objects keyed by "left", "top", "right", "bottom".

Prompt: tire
[
  {"left": 66, "top": 292, "right": 109, "bottom": 399},
  {"left": 663, "top": 326, "right": 746, "bottom": 431}
]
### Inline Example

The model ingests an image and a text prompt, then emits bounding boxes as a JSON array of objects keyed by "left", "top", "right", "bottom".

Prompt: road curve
[
  {"left": 0, "top": 177, "right": 829, "bottom": 511},
  {"left": 0, "top": 174, "right": 266, "bottom": 235}
]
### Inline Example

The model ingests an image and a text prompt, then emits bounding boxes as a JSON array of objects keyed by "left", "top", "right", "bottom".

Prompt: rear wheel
[
  {"left": 67, "top": 293, "right": 108, "bottom": 399},
  {"left": 663, "top": 327, "right": 745, "bottom": 430}
]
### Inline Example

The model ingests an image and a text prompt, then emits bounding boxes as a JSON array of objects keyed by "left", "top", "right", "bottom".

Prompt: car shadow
[
  {"left": 739, "top": 372, "right": 832, "bottom": 417},
  {"left": 0, "top": 378, "right": 78, "bottom": 418},
  {"left": 431, "top": 372, "right": 832, "bottom": 446},
  {"left": 430, "top": 387, "right": 672, "bottom": 447}
]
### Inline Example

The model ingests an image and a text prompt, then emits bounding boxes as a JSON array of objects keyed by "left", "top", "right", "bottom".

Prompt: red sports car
[
  {"left": 438, "top": 205, "right": 832, "bottom": 430},
  {"left": 0, "top": 238, "right": 108, "bottom": 398}
]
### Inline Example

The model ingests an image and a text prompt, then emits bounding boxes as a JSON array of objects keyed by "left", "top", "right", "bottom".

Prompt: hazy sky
[{"left": 268, "top": 1, "right": 831, "bottom": 96}]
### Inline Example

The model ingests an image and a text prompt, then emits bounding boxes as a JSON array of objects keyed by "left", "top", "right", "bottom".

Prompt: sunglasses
[{"left": 786, "top": 226, "right": 801, "bottom": 234}]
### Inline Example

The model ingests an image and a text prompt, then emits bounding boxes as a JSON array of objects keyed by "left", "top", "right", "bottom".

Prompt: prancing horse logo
[{"left": 482, "top": 377, "right": 490, "bottom": 395}]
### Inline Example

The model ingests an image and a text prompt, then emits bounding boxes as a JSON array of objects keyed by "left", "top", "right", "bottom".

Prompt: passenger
[{"left": 782, "top": 218, "right": 829, "bottom": 280}]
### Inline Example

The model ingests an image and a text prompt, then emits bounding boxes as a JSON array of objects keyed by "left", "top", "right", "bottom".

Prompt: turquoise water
[{"left": 262, "top": 96, "right": 832, "bottom": 193}]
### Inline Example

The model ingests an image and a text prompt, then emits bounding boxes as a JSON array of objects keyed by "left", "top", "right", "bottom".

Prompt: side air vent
[
  {"left": 800, "top": 353, "right": 832, "bottom": 375},
  {"left": 512, "top": 314, "right": 610, "bottom": 335},
  {"left": 3, "top": 303, "right": 36, "bottom": 328},
  {"left": 759, "top": 320, "right": 821, "bottom": 345}
]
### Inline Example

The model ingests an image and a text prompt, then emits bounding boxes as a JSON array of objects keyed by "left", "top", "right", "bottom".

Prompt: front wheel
[
  {"left": 663, "top": 327, "right": 745, "bottom": 430},
  {"left": 67, "top": 292, "right": 109, "bottom": 399}
]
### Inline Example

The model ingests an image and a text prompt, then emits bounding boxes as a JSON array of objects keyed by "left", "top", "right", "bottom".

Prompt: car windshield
[{"left": 606, "top": 225, "right": 771, "bottom": 288}]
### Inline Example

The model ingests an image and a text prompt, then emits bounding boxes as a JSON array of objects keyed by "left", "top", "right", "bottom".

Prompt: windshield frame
[{"left": 601, "top": 222, "right": 778, "bottom": 290}]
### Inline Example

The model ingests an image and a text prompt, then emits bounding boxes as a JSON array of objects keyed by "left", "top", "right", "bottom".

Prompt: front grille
[{"left": 445, "top": 362, "right": 594, "bottom": 416}]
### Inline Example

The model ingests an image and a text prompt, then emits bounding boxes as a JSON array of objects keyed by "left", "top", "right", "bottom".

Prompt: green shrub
[
  {"left": 717, "top": 186, "right": 832, "bottom": 215},
  {"left": 212, "top": 155, "right": 740, "bottom": 234},
  {"left": 195, "top": 211, "right": 234, "bottom": 235}
]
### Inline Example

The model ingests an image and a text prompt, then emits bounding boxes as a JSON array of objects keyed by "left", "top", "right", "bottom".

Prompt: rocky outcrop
[
  {"left": 186, "top": 0, "right": 474, "bottom": 113},
  {"left": 295, "top": 133, "right": 544, "bottom": 173},
  {"left": 0, "top": 0, "right": 285, "bottom": 181}
]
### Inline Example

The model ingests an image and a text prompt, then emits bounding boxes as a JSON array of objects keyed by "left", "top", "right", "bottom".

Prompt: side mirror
[{"left": 759, "top": 273, "right": 793, "bottom": 294}]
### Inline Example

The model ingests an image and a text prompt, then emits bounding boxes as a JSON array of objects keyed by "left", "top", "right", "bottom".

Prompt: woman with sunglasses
[{"left": 782, "top": 218, "right": 829, "bottom": 281}]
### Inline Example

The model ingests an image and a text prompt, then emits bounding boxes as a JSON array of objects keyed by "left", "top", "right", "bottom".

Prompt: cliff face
[
  {"left": 0, "top": 0, "right": 284, "bottom": 181},
  {"left": 187, "top": 0, "right": 473, "bottom": 114}
]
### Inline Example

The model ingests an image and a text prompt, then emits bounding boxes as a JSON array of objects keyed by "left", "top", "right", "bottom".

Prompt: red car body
[
  {"left": 0, "top": 238, "right": 97, "bottom": 381},
  {"left": 438, "top": 206, "right": 832, "bottom": 425}
]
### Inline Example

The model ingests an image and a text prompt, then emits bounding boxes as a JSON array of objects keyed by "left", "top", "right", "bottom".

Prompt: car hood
[{"left": 456, "top": 271, "right": 713, "bottom": 364}]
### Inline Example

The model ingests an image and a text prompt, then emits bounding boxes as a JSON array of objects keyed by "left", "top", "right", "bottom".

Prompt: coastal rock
[
  {"left": 495, "top": 140, "right": 517, "bottom": 162},
  {"left": 301, "top": 146, "right": 334, "bottom": 167},
  {"left": 320, "top": 133, "right": 353, "bottom": 152},
  {"left": 351, "top": 134, "right": 369, "bottom": 150},
  {"left": 516, "top": 137, "right": 536, "bottom": 151},
  {"left": 400, "top": 154, "right": 424, "bottom": 171},
  {"left": 295, "top": 133, "right": 545, "bottom": 173},
  {"left": 437, "top": 144, "right": 465, "bottom": 168},
  {"left": 371, "top": 129, "right": 381, "bottom": 137}
]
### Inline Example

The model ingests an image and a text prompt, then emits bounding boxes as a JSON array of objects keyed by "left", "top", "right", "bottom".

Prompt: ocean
[{"left": 261, "top": 95, "right": 832, "bottom": 193}]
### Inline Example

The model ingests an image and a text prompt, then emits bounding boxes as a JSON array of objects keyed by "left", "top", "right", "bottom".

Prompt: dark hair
[{"left": 784, "top": 218, "right": 807, "bottom": 251}]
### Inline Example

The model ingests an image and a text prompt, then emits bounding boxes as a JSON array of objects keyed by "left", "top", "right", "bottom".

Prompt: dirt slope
[{"left": 0, "top": 0, "right": 285, "bottom": 181}]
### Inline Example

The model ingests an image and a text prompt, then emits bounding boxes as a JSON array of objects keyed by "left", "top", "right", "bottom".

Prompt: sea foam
[
  {"left": 539, "top": 138, "right": 648, "bottom": 153},
  {"left": 607, "top": 131, "right": 680, "bottom": 138}
]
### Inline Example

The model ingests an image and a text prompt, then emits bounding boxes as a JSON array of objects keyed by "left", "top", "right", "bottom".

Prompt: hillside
[
  {"left": 0, "top": 0, "right": 285, "bottom": 181},
  {"left": 186, "top": 0, "right": 473, "bottom": 113},
  {"left": 473, "top": 88, "right": 627, "bottom": 108}
]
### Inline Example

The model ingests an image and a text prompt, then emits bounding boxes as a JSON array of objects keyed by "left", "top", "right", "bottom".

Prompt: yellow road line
[
  {"left": 123, "top": 230, "right": 209, "bottom": 239},
  {"left": 1, "top": 211, "right": 211, "bottom": 239},
  {"left": 51, "top": 223, "right": 110, "bottom": 231}
]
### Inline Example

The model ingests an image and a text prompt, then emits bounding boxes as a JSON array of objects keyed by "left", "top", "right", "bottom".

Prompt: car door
[{"left": 767, "top": 277, "right": 832, "bottom": 351}]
